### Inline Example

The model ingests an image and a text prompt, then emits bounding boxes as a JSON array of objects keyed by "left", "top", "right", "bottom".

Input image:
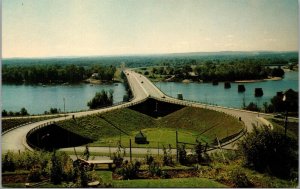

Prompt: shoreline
[{"left": 234, "top": 77, "right": 282, "bottom": 83}]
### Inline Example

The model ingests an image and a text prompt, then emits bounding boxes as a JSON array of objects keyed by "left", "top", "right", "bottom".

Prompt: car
[
  {"left": 161, "top": 96, "right": 165, "bottom": 98},
  {"left": 274, "top": 114, "right": 284, "bottom": 118}
]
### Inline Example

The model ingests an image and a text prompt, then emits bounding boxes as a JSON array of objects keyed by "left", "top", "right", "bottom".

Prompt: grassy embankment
[
  {"left": 57, "top": 106, "right": 243, "bottom": 148},
  {"left": 267, "top": 118, "right": 298, "bottom": 140},
  {"left": 2, "top": 116, "right": 61, "bottom": 133}
]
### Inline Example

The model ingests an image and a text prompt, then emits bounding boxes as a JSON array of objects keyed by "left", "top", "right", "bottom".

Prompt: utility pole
[
  {"left": 129, "top": 139, "right": 132, "bottom": 162},
  {"left": 63, "top": 97, "right": 65, "bottom": 113},
  {"left": 176, "top": 130, "right": 178, "bottom": 163}
]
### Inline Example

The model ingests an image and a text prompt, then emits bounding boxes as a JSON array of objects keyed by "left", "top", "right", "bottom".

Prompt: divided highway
[{"left": 2, "top": 69, "right": 273, "bottom": 152}]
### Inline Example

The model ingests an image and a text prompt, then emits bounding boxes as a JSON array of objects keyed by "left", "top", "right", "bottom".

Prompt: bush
[
  {"left": 149, "top": 162, "right": 162, "bottom": 177},
  {"left": 145, "top": 150, "right": 154, "bottom": 165},
  {"left": 238, "top": 125, "right": 298, "bottom": 179},
  {"left": 230, "top": 168, "right": 253, "bottom": 187},
  {"left": 178, "top": 144, "right": 187, "bottom": 165},
  {"left": 28, "top": 166, "right": 42, "bottom": 182},
  {"left": 50, "top": 152, "right": 63, "bottom": 184},
  {"left": 162, "top": 145, "right": 173, "bottom": 166},
  {"left": 117, "top": 160, "right": 140, "bottom": 180},
  {"left": 2, "top": 152, "right": 16, "bottom": 172},
  {"left": 87, "top": 89, "right": 113, "bottom": 109}
]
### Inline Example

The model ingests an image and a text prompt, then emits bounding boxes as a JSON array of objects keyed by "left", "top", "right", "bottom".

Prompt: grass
[
  {"left": 2, "top": 115, "right": 61, "bottom": 132},
  {"left": 57, "top": 106, "right": 243, "bottom": 148},
  {"left": 112, "top": 177, "right": 226, "bottom": 188},
  {"left": 95, "top": 171, "right": 226, "bottom": 188},
  {"left": 267, "top": 118, "right": 298, "bottom": 139}
]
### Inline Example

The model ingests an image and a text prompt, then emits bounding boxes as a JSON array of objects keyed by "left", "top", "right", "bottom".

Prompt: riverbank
[{"left": 234, "top": 77, "right": 282, "bottom": 83}]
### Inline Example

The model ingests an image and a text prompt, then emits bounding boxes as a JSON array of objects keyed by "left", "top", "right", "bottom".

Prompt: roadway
[
  {"left": 2, "top": 69, "right": 149, "bottom": 152},
  {"left": 2, "top": 69, "right": 280, "bottom": 153}
]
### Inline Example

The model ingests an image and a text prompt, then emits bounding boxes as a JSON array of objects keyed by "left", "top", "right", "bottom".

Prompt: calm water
[
  {"left": 155, "top": 71, "right": 299, "bottom": 109},
  {"left": 2, "top": 71, "right": 298, "bottom": 114},
  {"left": 2, "top": 83, "right": 126, "bottom": 114}
]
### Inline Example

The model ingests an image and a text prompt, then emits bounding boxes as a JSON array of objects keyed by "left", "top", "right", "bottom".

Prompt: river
[
  {"left": 2, "top": 71, "right": 298, "bottom": 114},
  {"left": 155, "top": 71, "right": 298, "bottom": 109},
  {"left": 2, "top": 83, "right": 126, "bottom": 114}
]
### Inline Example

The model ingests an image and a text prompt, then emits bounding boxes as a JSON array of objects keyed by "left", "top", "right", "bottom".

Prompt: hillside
[{"left": 56, "top": 106, "right": 244, "bottom": 148}]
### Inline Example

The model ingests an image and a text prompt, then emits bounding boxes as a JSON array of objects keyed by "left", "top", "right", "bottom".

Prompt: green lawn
[
  {"left": 96, "top": 170, "right": 226, "bottom": 188},
  {"left": 112, "top": 177, "right": 226, "bottom": 188},
  {"left": 57, "top": 106, "right": 243, "bottom": 148}
]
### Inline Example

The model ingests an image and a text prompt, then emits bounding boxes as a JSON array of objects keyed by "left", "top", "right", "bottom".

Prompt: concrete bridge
[{"left": 2, "top": 69, "right": 273, "bottom": 152}]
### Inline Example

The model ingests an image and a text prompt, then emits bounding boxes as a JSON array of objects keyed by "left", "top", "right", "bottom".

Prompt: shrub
[
  {"left": 2, "top": 152, "right": 16, "bottom": 172},
  {"left": 162, "top": 145, "right": 173, "bottom": 166},
  {"left": 50, "top": 151, "right": 63, "bottom": 184},
  {"left": 238, "top": 125, "right": 298, "bottom": 179},
  {"left": 149, "top": 162, "right": 162, "bottom": 177},
  {"left": 178, "top": 144, "right": 187, "bottom": 165},
  {"left": 117, "top": 160, "right": 140, "bottom": 180},
  {"left": 113, "top": 146, "right": 124, "bottom": 168},
  {"left": 230, "top": 168, "right": 253, "bottom": 187},
  {"left": 28, "top": 165, "right": 42, "bottom": 182},
  {"left": 145, "top": 149, "right": 154, "bottom": 165},
  {"left": 87, "top": 89, "right": 113, "bottom": 109}
]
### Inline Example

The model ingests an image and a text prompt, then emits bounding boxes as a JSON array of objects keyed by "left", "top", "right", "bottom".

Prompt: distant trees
[
  {"left": 2, "top": 107, "right": 29, "bottom": 117},
  {"left": 145, "top": 61, "right": 285, "bottom": 82},
  {"left": 193, "top": 62, "right": 274, "bottom": 82},
  {"left": 87, "top": 89, "right": 113, "bottom": 109},
  {"left": 2, "top": 64, "right": 116, "bottom": 84}
]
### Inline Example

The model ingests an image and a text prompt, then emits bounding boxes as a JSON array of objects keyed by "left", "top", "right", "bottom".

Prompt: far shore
[{"left": 234, "top": 77, "right": 282, "bottom": 83}]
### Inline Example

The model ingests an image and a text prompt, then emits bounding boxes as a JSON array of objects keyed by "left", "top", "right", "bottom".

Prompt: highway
[{"left": 2, "top": 69, "right": 276, "bottom": 152}]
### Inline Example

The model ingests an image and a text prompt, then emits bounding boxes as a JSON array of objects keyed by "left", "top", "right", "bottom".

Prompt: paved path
[{"left": 2, "top": 69, "right": 286, "bottom": 153}]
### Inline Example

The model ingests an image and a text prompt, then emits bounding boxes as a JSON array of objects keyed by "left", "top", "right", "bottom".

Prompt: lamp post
[
  {"left": 63, "top": 97, "right": 66, "bottom": 114},
  {"left": 282, "top": 94, "right": 288, "bottom": 138}
]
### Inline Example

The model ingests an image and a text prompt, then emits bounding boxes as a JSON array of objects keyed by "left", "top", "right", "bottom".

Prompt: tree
[
  {"left": 20, "top": 107, "right": 29, "bottom": 116},
  {"left": 87, "top": 89, "right": 113, "bottom": 109},
  {"left": 238, "top": 125, "right": 298, "bottom": 179},
  {"left": 50, "top": 151, "right": 63, "bottom": 184},
  {"left": 2, "top": 109, "right": 8, "bottom": 117},
  {"left": 243, "top": 102, "right": 260, "bottom": 112},
  {"left": 50, "top": 108, "right": 59, "bottom": 114}
]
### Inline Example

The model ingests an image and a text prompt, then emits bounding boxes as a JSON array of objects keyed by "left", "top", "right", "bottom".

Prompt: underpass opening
[
  {"left": 129, "top": 98, "right": 185, "bottom": 118},
  {"left": 27, "top": 123, "right": 93, "bottom": 151}
]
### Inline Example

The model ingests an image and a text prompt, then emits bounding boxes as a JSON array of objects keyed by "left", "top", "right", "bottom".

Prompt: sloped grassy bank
[{"left": 56, "top": 106, "right": 243, "bottom": 148}]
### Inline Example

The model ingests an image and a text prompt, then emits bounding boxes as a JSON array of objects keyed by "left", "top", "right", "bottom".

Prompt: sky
[{"left": 2, "top": 0, "right": 299, "bottom": 58}]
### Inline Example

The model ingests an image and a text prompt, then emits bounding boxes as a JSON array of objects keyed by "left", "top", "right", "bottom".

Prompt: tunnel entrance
[
  {"left": 27, "top": 124, "right": 93, "bottom": 151},
  {"left": 129, "top": 98, "right": 185, "bottom": 118}
]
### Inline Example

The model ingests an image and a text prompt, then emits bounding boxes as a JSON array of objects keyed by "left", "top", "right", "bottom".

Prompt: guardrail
[{"left": 2, "top": 120, "right": 39, "bottom": 136}]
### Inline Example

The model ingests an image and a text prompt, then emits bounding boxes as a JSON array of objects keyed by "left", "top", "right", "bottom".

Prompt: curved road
[{"left": 2, "top": 69, "right": 278, "bottom": 153}]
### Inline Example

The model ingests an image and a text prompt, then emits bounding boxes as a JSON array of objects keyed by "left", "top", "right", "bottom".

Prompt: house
[{"left": 91, "top": 73, "right": 99, "bottom": 78}]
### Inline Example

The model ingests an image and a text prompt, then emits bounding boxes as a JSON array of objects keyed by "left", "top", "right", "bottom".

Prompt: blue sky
[{"left": 2, "top": 0, "right": 299, "bottom": 58}]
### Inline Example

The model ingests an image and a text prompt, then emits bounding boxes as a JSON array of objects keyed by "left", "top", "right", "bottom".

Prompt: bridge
[{"left": 2, "top": 69, "right": 273, "bottom": 152}]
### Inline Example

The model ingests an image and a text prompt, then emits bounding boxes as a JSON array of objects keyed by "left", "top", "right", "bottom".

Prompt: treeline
[
  {"left": 193, "top": 61, "right": 284, "bottom": 81},
  {"left": 2, "top": 107, "right": 29, "bottom": 117},
  {"left": 2, "top": 64, "right": 116, "bottom": 84},
  {"left": 148, "top": 61, "right": 285, "bottom": 82},
  {"left": 3, "top": 51, "right": 297, "bottom": 68}
]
